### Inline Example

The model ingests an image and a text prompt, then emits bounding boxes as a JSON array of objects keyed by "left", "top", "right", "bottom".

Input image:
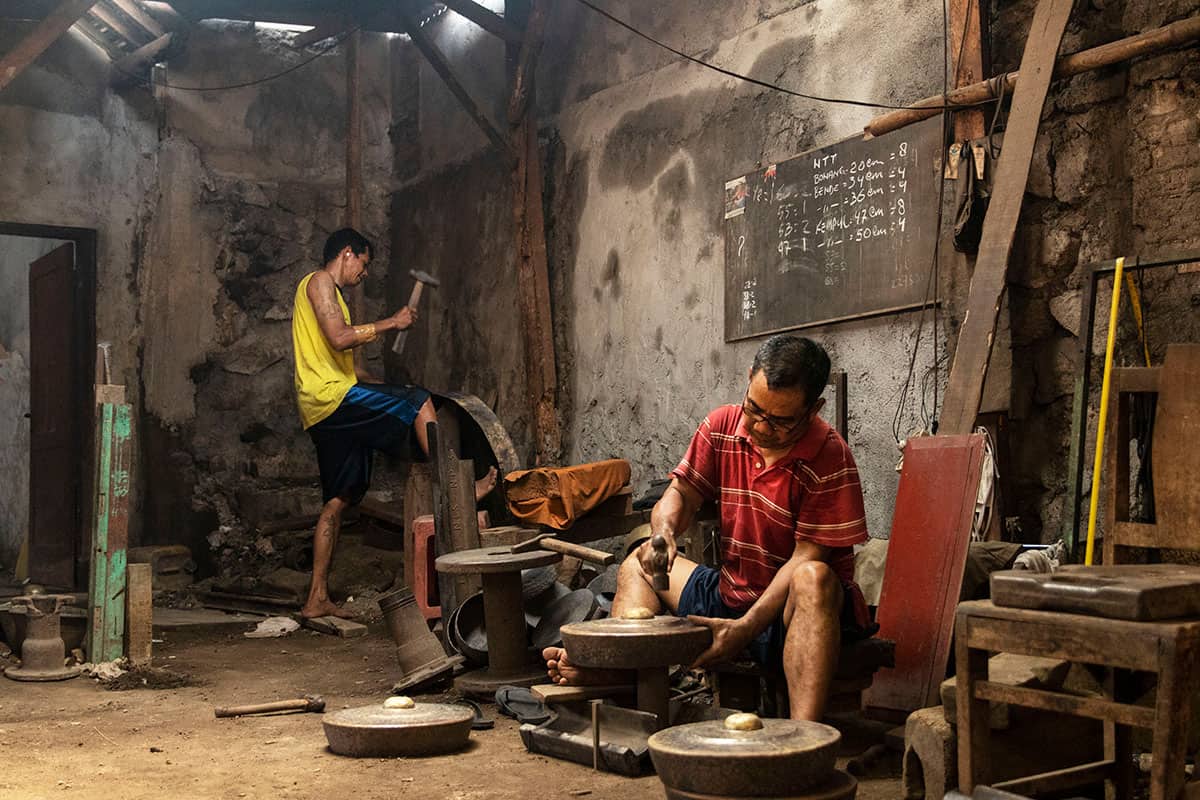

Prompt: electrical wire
[{"left": 569, "top": 0, "right": 996, "bottom": 113}]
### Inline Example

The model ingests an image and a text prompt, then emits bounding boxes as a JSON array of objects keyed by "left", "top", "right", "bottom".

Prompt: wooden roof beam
[
  {"left": 439, "top": 0, "right": 522, "bottom": 44},
  {"left": 112, "top": 30, "right": 171, "bottom": 84},
  {"left": 1, "top": 0, "right": 100, "bottom": 91},
  {"left": 90, "top": 2, "right": 149, "bottom": 46}
]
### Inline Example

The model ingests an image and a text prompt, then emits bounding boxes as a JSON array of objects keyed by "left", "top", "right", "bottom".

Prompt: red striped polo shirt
[{"left": 670, "top": 404, "right": 869, "bottom": 613}]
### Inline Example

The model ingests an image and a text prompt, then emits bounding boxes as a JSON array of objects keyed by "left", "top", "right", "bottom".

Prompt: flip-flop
[
  {"left": 494, "top": 686, "right": 552, "bottom": 725},
  {"left": 454, "top": 697, "right": 494, "bottom": 730}
]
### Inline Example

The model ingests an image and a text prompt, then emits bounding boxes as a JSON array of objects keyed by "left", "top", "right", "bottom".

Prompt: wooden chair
[{"left": 1105, "top": 343, "right": 1200, "bottom": 565}]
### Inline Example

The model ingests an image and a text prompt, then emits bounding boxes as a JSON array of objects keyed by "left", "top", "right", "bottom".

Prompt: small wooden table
[{"left": 956, "top": 600, "right": 1200, "bottom": 800}]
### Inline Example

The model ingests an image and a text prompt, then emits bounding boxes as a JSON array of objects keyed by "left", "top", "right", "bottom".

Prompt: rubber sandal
[
  {"left": 494, "top": 686, "right": 552, "bottom": 725},
  {"left": 454, "top": 697, "right": 494, "bottom": 730}
]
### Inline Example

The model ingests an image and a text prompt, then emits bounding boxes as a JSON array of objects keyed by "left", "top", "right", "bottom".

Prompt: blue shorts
[
  {"left": 307, "top": 383, "right": 430, "bottom": 504},
  {"left": 675, "top": 564, "right": 868, "bottom": 667}
]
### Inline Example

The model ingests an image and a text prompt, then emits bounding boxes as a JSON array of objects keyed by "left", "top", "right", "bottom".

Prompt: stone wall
[{"left": 994, "top": 0, "right": 1200, "bottom": 542}]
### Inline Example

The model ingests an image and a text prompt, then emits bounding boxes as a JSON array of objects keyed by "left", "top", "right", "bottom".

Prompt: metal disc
[
  {"left": 532, "top": 589, "right": 599, "bottom": 649},
  {"left": 560, "top": 615, "right": 711, "bottom": 669},
  {"left": 323, "top": 702, "right": 473, "bottom": 758},
  {"left": 649, "top": 719, "right": 842, "bottom": 796},
  {"left": 436, "top": 546, "right": 560, "bottom": 575},
  {"left": 662, "top": 769, "right": 857, "bottom": 800}
]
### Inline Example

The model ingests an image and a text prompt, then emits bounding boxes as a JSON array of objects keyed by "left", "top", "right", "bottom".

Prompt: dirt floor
[{"left": 0, "top": 620, "right": 903, "bottom": 800}]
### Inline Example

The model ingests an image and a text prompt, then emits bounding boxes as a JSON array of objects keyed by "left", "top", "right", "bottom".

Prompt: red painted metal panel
[{"left": 865, "top": 434, "right": 986, "bottom": 716}]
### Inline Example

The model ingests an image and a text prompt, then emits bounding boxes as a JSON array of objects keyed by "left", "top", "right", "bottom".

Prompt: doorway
[{"left": 0, "top": 224, "right": 96, "bottom": 590}]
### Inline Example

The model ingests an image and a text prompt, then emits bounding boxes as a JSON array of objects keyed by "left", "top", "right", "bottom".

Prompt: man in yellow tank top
[{"left": 293, "top": 228, "right": 496, "bottom": 619}]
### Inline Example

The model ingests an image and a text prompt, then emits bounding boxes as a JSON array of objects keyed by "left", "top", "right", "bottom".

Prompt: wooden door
[{"left": 28, "top": 242, "right": 77, "bottom": 588}]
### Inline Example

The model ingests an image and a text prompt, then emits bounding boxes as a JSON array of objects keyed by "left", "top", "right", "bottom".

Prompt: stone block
[
  {"left": 902, "top": 706, "right": 955, "bottom": 800},
  {"left": 941, "top": 653, "right": 1071, "bottom": 729}
]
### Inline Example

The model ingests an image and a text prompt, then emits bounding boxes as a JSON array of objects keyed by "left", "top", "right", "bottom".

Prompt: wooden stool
[{"left": 955, "top": 600, "right": 1200, "bottom": 800}]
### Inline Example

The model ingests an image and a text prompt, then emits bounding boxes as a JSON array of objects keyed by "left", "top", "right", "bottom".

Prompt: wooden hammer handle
[
  {"left": 214, "top": 698, "right": 312, "bottom": 718},
  {"left": 540, "top": 538, "right": 615, "bottom": 566},
  {"left": 406, "top": 281, "right": 424, "bottom": 308}
]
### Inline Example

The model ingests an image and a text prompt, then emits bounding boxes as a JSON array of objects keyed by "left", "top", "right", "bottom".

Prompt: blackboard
[{"left": 723, "top": 116, "right": 943, "bottom": 341}]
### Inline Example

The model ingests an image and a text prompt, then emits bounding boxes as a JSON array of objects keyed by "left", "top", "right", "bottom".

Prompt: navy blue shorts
[
  {"left": 307, "top": 383, "right": 430, "bottom": 505},
  {"left": 675, "top": 564, "right": 867, "bottom": 667}
]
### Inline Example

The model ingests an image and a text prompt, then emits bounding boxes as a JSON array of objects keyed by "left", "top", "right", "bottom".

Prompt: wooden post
[
  {"left": 87, "top": 403, "right": 133, "bottom": 663},
  {"left": 948, "top": 0, "right": 988, "bottom": 141},
  {"left": 125, "top": 562, "right": 153, "bottom": 668},
  {"left": 0, "top": 0, "right": 99, "bottom": 94},
  {"left": 345, "top": 28, "right": 365, "bottom": 370},
  {"left": 441, "top": 0, "right": 523, "bottom": 43},
  {"left": 939, "top": 0, "right": 1074, "bottom": 435}
]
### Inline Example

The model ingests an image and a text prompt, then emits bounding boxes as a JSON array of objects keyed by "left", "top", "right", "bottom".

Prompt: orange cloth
[{"left": 503, "top": 459, "right": 632, "bottom": 530}]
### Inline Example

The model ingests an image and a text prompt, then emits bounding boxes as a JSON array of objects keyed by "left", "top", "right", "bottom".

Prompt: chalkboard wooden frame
[{"left": 723, "top": 116, "right": 944, "bottom": 341}]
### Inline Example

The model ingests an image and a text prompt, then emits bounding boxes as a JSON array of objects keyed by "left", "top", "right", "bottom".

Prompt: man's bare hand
[
  {"left": 687, "top": 615, "right": 755, "bottom": 668},
  {"left": 637, "top": 529, "right": 677, "bottom": 579},
  {"left": 391, "top": 306, "right": 416, "bottom": 331}
]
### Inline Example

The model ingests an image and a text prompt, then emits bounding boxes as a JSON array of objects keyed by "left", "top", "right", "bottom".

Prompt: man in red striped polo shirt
[{"left": 544, "top": 335, "right": 871, "bottom": 720}]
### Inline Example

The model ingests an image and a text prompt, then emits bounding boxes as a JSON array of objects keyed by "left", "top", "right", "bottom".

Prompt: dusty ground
[{"left": 0, "top": 622, "right": 902, "bottom": 800}]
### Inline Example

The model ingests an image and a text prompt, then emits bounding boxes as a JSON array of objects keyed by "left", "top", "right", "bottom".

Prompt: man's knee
[
  {"left": 789, "top": 561, "right": 841, "bottom": 609},
  {"left": 323, "top": 495, "right": 351, "bottom": 516},
  {"left": 618, "top": 550, "right": 644, "bottom": 582}
]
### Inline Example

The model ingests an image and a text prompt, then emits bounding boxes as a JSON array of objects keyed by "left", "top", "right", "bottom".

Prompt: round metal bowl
[
  {"left": 560, "top": 615, "right": 711, "bottom": 669},
  {"left": 648, "top": 717, "right": 841, "bottom": 796},
  {"left": 323, "top": 702, "right": 473, "bottom": 758}
]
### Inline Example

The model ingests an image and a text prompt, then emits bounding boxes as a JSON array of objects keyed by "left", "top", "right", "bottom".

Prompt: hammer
[
  {"left": 391, "top": 269, "right": 440, "bottom": 354},
  {"left": 648, "top": 534, "right": 670, "bottom": 591},
  {"left": 511, "top": 533, "right": 615, "bottom": 566},
  {"left": 214, "top": 694, "right": 325, "bottom": 718}
]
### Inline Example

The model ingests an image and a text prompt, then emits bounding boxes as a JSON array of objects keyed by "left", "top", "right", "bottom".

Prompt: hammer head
[
  {"left": 409, "top": 269, "right": 440, "bottom": 288},
  {"left": 304, "top": 694, "right": 326, "bottom": 713}
]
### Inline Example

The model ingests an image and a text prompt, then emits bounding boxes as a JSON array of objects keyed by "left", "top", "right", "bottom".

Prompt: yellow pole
[
  {"left": 1123, "top": 272, "right": 1152, "bottom": 367},
  {"left": 1085, "top": 256, "right": 1125, "bottom": 565}
]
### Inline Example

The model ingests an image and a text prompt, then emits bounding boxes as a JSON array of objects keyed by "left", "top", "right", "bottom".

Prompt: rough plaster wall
[
  {"left": 994, "top": 0, "right": 1200, "bottom": 543},
  {"left": 548, "top": 0, "right": 945, "bottom": 539},
  {"left": 0, "top": 236, "right": 67, "bottom": 568},
  {"left": 0, "top": 28, "right": 159, "bottom": 551}
]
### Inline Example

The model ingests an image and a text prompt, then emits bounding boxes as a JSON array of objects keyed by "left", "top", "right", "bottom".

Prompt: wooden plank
[
  {"left": 505, "top": 0, "right": 548, "bottom": 124},
  {"left": 125, "top": 562, "right": 153, "bottom": 667},
  {"left": 300, "top": 615, "right": 367, "bottom": 638},
  {"left": 110, "top": 0, "right": 164, "bottom": 36},
  {"left": 87, "top": 403, "right": 133, "bottom": 663},
  {"left": 441, "top": 0, "right": 522, "bottom": 43},
  {"left": 1150, "top": 345, "right": 1200, "bottom": 550},
  {"left": 1, "top": 0, "right": 99, "bottom": 93},
  {"left": 962, "top": 619, "right": 1161, "bottom": 672},
  {"left": 948, "top": 0, "right": 988, "bottom": 140},
  {"left": 975, "top": 681, "right": 1156, "bottom": 728},
  {"left": 938, "top": 0, "right": 1074, "bottom": 435},
  {"left": 992, "top": 760, "right": 1116, "bottom": 796},
  {"left": 401, "top": 9, "right": 511, "bottom": 155},
  {"left": 514, "top": 116, "right": 562, "bottom": 463},
  {"left": 531, "top": 683, "right": 635, "bottom": 704},
  {"left": 403, "top": 464, "right": 434, "bottom": 591}
]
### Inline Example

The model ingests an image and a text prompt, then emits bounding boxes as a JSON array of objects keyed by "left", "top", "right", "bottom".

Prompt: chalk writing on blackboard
[{"left": 723, "top": 116, "right": 942, "bottom": 341}]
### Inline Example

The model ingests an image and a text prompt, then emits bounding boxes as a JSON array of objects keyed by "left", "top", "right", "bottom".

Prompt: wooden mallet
[{"left": 391, "top": 269, "right": 440, "bottom": 354}]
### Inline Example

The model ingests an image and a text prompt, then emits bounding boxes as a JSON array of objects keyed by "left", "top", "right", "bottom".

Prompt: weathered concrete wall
[
  {"left": 545, "top": 0, "right": 945, "bottom": 539},
  {"left": 0, "top": 27, "right": 159, "bottom": 559},
  {"left": 994, "top": 0, "right": 1200, "bottom": 543},
  {"left": 390, "top": 1, "right": 947, "bottom": 538},
  {"left": 0, "top": 236, "right": 66, "bottom": 568}
]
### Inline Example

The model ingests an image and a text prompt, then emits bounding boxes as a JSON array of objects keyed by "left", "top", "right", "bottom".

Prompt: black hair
[
  {"left": 322, "top": 228, "right": 373, "bottom": 264},
  {"left": 750, "top": 335, "right": 831, "bottom": 405}
]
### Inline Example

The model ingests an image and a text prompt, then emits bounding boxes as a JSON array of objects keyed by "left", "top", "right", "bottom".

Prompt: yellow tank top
[{"left": 292, "top": 272, "right": 356, "bottom": 429}]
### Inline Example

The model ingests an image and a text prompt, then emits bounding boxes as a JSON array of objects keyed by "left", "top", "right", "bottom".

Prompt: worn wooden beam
[
  {"left": 401, "top": 9, "right": 511, "bottom": 155},
  {"left": 506, "top": 0, "right": 548, "bottom": 124},
  {"left": 292, "top": 17, "right": 348, "bottom": 48},
  {"left": 139, "top": 2, "right": 187, "bottom": 30},
  {"left": 441, "top": 0, "right": 522, "bottom": 44},
  {"left": 948, "top": 0, "right": 988, "bottom": 140},
  {"left": 513, "top": 116, "right": 562, "bottom": 463},
  {"left": 87, "top": 403, "right": 133, "bottom": 663},
  {"left": 938, "top": 0, "right": 1075, "bottom": 435},
  {"left": 112, "top": 30, "right": 170, "bottom": 83},
  {"left": 110, "top": 0, "right": 164, "bottom": 36},
  {"left": 0, "top": 0, "right": 99, "bottom": 92},
  {"left": 867, "top": 14, "right": 1200, "bottom": 138}
]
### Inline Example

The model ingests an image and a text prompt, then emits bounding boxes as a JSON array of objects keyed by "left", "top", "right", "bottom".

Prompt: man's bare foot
[
  {"left": 475, "top": 466, "right": 498, "bottom": 501},
  {"left": 542, "top": 646, "right": 632, "bottom": 686},
  {"left": 300, "top": 599, "right": 355, "bottom": 620}
]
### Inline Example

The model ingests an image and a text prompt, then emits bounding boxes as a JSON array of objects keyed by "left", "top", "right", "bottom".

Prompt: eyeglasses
[{"left": 741, "top": 393, "right": 809, "bottom": 434}]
